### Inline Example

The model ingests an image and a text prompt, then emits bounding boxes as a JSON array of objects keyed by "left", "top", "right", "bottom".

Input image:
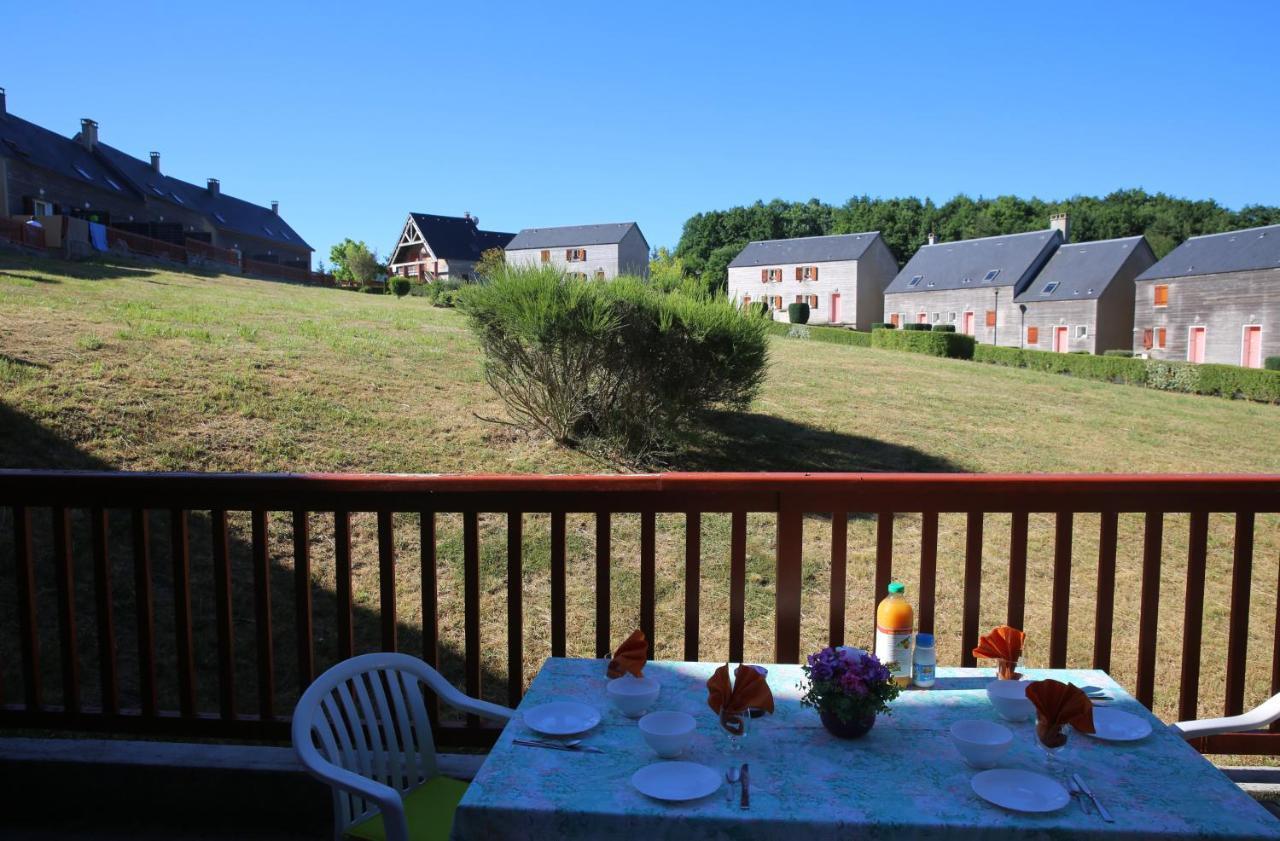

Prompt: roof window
[
  {"left": 170, "top": 192, "right": 184, "bottom": 204},
  {"left": 149, "top": 184, "right": 165, "bottom": 196},
  {"left": 907, "top": 275, "right": 923, "bottom": 287},
  {"left": 104, "top": 177, "right": 122, "bottom": 191},
  {"left": 263, "top": 225, "right": 275, "bottom": 236},
  {"left": 73, "top": 164, "right": 94, "bottom": 180},
  {"left": 1042, "top": 281, "right": 1059, "bottom": 295},
  {"left": 214, "top": 212, "right": 227, "bottom": 224},
  {"left": 983, "top": 269, "right": 1000, "bottom": 282}
]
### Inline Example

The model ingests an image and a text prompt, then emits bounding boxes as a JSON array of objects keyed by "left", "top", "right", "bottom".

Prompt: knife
[
  {"left": 740, "top": 763, "right": 750, "bottom": 810},
  {"left": 513, "top": 739, "right": 604, "bottom": 754},
  {"left": 1071, "top": 773, "right": 1114, "bottom": 823}
]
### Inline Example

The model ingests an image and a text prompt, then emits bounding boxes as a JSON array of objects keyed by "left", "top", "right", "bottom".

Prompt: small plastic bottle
[{"left": 913, "top": 632, "right": 936, "bottom": 688}]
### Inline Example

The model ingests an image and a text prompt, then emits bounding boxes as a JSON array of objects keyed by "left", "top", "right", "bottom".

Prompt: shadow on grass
[
  {"left": 0, "top": 401, "right": 507, "bottom": 745},
  {"left": 0, "top": 257, "right": 159, "bottom": 283},
  {"left": 675, "top": 409, "right": 962, "bottom": 473}
]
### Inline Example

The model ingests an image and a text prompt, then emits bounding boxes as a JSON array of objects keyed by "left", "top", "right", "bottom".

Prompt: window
[
  {"left": 985, "top": 310, "right": 997, "bottom": 327},
  {"left": 907, "top": 274, "right": 923, "bottom": 287},
  {"left": 742, "top": 295, "right": 751, "bottom": 307},
  {"left": 105, "top": 176, "right": 122, "bottom": 191},
  {"left": 890, "top": 313, "right": 900, "bottom": 327},
  {"left": 983, "top": 269, "right": 1001, "bottom": 282},
  {"left": 1074, "top": 325, "right": 1088, "bottom": 339},
  {"left": 595, "top": 270, "right": 605, "bottom": 280},
  {"left": 1154, "top": 285, "right": 1169, "bottom": 307},
  {"left": 262, "top": 225, "right": 275, "bottom": 236},
  {"left": 407, "top": 264, "right": 419, "bottom": 277},
  {"left": 773, "top": 296, "right": 783, "bottom": 310},
  {"left": 540, "top": 250, "right": 550, "bottom": 263},
  {"left": 795, "top": 295, "right": 805, "bottom": 304},
  {"left": 808, "top": 295, "right": 818, "bottom": 309},
  {"left": 760, "top": 268, "right": 783, "bottom": 282},
  {"left": 798, "top": 265, "right": 818, "bottom": 281},
  {"left": 1027, "top": 326, "right": 1039, "bottom": 344},
  {"left": 73, "top": 164, "right": 94, "bottom": 181},
  {"left": 1042, "top": 281, "right": 1059, "bottom": 295},
  {"left": 931, "top": 312, "right": 940, "bottom": 323},
  {"left": 32, "top": 199, "right": 53, "bottom": 215},
  {"left": 148, "top": 184, "right": 165, "bottom": 196},
  {"left": 948, "top": 312, "right": 957, "bottom": 323},
  {"left": 565, "top": 248, "right": 586, "bottom": 262},
  {"left": 170, "top": 192, "right": 185, "bottom": 205},
  {"left": 569, "top": 271, "right": 587, "bottom": 280},
  {"left": 1157, "top": 327, "right": 1167, "bottom": 349}
]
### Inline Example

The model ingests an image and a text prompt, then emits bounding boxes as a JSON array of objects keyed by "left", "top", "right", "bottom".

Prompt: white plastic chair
[
  {"left": 1171, "top": 692, "right": 1280, "bottom": 740},
  {"left": 292, "top": 652, "right": 513, "bottom": 841}
]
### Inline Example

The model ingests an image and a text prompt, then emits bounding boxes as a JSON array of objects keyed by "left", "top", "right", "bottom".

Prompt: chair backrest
[{"left": 293, "top": 653, "right": 446, "bottom": 834}]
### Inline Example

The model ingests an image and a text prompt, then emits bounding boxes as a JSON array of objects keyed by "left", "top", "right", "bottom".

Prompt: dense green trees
[{"left": 675, "top": 190, "right": 1280, "bottom": 294}]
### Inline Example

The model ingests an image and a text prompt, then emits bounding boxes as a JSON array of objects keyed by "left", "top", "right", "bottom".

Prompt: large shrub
[
  {"left": 931, "top": 324, "right": 956, "bottom": 333},
  {"left": 1189, "top": 364, "right": 1280, "bottom": 403},
  {"left": 870, "top": 322, "right": 895, "bottom": 331},
  {"left": 872, "top": 328, "right": 975, "bottom": 359},
  {"left": 390, "top": 277, "right": 411, "bottom": 297},
  {"left": 901, "top": 323, "right": 933, "bottom": 332},
  {"left": 788, "top": 302, "right": 810, "bottom": 324},
  {"left": 459, "top": 265, "right": 768, "bottom": 459},
  {"left": 1265, "top": 356, "right": 1280, "bottom": 372}
]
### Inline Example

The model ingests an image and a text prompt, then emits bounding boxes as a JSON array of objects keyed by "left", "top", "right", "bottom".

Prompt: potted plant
[{"left": 800, "top": 646, "right": 901, "bottom": 739}]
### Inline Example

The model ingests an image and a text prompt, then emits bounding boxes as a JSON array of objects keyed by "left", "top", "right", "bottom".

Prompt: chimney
[
  {"left": 207, "top": 178, "right": 220, "bottom": 195},
  {"left": 0, "top": 87, "right": 6, "bottom": 115},
  {"left": 79, "top": 118, "right": 99, "bottom": 150},
  {"left": 926, "top": 231, "right": 937, "bottom": 246},
  {"left": 1050, "top": 212, "right": 1070, "bottom": 243},
  {"left": 271, "top": 201, "right": 279, "bottom": 215},
  {"left": 464, "top": 211, "right": 472, "bottom": 223},
  {"left": 150, "top": 152, "right": 161, "bottom": 173}
]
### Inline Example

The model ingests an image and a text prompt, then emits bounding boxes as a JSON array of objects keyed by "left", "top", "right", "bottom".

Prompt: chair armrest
[
  {"left": 294, "top": 728, "right": 410, "bottom": 841},
  {"left": 1171, "top": 692, "right": 1280, "bottom": 740},
  {"left": 443, "top": 694, "right": 516, "bottom": 722}
]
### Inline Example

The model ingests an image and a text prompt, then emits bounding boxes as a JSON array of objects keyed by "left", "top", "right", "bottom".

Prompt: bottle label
[
  {"left": 875, "top": 626, "right": 913, "bottom": 681},
  {"left": 913, "top": 661, "right": 935, "bottom": 685}
]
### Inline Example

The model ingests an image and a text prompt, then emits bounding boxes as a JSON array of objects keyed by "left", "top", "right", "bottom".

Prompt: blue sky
[{"left": 4, "top": 1, "right": 1278, "bottom": 264}]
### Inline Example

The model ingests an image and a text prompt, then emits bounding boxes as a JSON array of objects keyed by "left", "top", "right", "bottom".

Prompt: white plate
[
  {"left": 631, "top": 761, "right": 722, "bottom": 802},
  {"left": 1084, "top": 707, "right": 1153, "bottom": 742},
  {"left": 522, "top": 701, "right": 600, "bottom": 736},
  {"left": 971, "top": 769, "right": 1070, "bottom": 813}
]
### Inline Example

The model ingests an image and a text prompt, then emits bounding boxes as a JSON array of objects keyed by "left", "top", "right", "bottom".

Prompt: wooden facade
[{"left": 1134, "top": 268, "right": 1279, "bottom": 366}]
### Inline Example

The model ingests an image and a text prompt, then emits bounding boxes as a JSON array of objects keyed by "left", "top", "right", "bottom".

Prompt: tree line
[{"left": 673, "top": 190, "right": 1280, "bottom": 293}]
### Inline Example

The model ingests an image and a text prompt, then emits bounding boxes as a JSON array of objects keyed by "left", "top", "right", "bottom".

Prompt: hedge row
[
  {"left": 871, "top": 328, "right": 975, "bottom": 359},
  {"left": 975, "top": 345, "right": 1280, "bottom": 401},
  {"left": 765, "top": 320, "right": 872, "bottom": 347}
]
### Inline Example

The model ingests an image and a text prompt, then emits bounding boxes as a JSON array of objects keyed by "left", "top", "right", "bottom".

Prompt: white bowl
[
  {"left": 607, "top": 674, "right": 661, "bottom": 718},
  {"left": 639, "top": 710, "right": 696, "bottom": 759},
  {"left": 950, "top": 719, "right": 1014, "bottom": 769},
  {"left": 986, "top": 679, "right": 1036, "bottom": 722}
]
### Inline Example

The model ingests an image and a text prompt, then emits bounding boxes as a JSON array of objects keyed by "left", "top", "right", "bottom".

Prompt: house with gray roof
[
  {"left": 505, "top": 222, "right": 649, "bottom": 279},
  {"left": 726, "top": 232, "right": 897, "bottom": 329},
  {"left": 1013, "top": 235, "right": 1156, "bottom": 354},
  {"left": 884, "top": 216, "right": 1066, "bottom": 346},
  {"left": 1133, "top": 223, "right": 1280, "bottom": 367},
  {"left": 0, "top": 87, "right": 311, "bottom": 268},
  {"left": 388, "top": 212, "right": 513, "bottom": 281}
]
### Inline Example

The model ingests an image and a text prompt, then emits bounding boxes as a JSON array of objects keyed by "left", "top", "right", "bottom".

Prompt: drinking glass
[
  {"left": 1036, "top": 725, "right": 1071, "bottom": 779},
  {"left": 720, "top": 705, "right": 757, "bottom": 754}
]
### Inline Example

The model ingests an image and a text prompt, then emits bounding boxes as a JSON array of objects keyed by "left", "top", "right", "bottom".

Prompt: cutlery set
[{"left": 513, "top": 738, "right": 605, "bottom": 754}]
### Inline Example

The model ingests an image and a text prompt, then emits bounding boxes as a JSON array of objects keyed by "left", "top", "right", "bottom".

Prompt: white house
[
  {"left": 505, "top": 222, "right": 649, "bottom": 279},
  {"left": 726, "top": 232, "right": 898, "bottom": 329}
]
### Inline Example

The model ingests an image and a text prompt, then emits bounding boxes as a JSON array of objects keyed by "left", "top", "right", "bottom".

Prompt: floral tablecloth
[{"left": 450, "top": 658, "right": 1279, "bottom": 840}]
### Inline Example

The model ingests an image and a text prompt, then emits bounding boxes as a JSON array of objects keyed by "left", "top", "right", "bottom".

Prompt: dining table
[{"left": 449, "top": 657, "right": 1280, "bottom": 839}]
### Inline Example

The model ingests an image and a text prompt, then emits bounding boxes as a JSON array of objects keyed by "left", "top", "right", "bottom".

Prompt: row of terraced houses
[{"left": 727, "top": 214, "right": 1279, "bottom": 367}]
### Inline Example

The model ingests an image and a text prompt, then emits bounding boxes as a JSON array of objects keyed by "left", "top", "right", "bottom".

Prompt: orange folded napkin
[
  {"left": 606, "top": 629, "right": 647, "bottom": 679},
  {"left": 1026, "top": 678, "right": 1095, "bottom": 747},
  {"left": 706, "top": 664, "right": 775, "bottom": 734},
  {"left": 973, "top": 625, "right": 1026, "bottom": 680}
]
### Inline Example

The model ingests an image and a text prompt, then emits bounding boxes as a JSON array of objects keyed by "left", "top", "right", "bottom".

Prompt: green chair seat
[{"left": 344, "top": 776, "right": 469, "bottom": 841}]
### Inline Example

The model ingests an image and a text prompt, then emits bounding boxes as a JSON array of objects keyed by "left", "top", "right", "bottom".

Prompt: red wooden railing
[
  {"left": 242, "top": 258, "right": 312, "bottom": 283},
  {"left": 106, "top": 228, "right": 188, "bottom": 263},
  {"left": 0, "top": 216, "right": 47, "bottom": 249},
  {"left": 1, "top": 471, "right": 1277, "bottom": 753},
  {"left": 182, "top": 238, "right": 240, "bottom": 266}
]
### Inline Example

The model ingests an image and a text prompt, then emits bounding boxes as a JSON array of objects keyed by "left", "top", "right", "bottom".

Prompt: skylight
[
  {"left": 263, "top": 225, "right": 275, "bottom": 236},
  {"left": 907, "top": 275, "right": 923, "bottom": 287},
  {"left": 105, "top": 177, "right": 122, "bottom": 191},
  {"left": 983, "top": 269, "right": 1000, "bottom": 282},
  {"left": 214, "top": 212, "right": 227, "bottom": 224},
  {"left": 149, "top": 184, "right": 164, "bottom": 196},
  {"left": 1042, "top": 281, "right": 1059, "bottom": 295},
  {"left": 73, "top": 164, "right": 94, "bottom": 180},
  {"left": 171, "top": 192, "right": 185, "bottom": 204}
]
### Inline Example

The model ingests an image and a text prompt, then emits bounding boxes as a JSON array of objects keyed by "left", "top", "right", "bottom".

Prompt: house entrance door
[
  {"left": 962, "top": 312, "right": 974, "bottom": 335},
  {"left": 1243, "top": 326, "right": 1262, "bottom": 368},
  {"left": 1053, "top": 326, "right": 1069, "bottom": 353},
  {"left": 830, "top": 293, "right": 841, "bottom": 323},
  {"left": 1189, "top": 327, "right": 1207, "bottom": 363}
]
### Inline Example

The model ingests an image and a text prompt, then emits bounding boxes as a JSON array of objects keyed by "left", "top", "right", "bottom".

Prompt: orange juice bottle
[{"left": 875, "top": 581, "right": 914, "bottom": 687}]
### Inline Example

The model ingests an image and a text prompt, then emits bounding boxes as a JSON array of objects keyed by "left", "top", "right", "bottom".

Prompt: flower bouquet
[{"left": 800, "top": 646, "right": 901, "bottom": 739}]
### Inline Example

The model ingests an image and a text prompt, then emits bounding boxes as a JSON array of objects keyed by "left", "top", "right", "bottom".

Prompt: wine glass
[
  {"left": 719, "top": 705, "right": 756, "bottom": 754},
  {"left": 1036, "top": 722, "right": 1071, "bottom": 780}
]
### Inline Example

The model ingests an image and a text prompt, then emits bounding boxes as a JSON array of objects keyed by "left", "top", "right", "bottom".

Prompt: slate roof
[
  {"left": 0, "top": 111, "right": 137, "bottom": 199},
  {"left": 1014, "top": 236, "right": 1155, "bottom": 303},
  {"left": 1136, "top": 224, "right": 1280, "bottom": 282},
  {"left": 506, "top": 222, "right": 642, "bottom": 250},
  {"left": 407, "top": 213, "right": 514, "bottom": 261},
  {"left": 91, "top": 141, "right": 311, "bottom": 250},
  {"left": 885, "top": 229, "right": 1062, "bottom": 295},
  {"left": 727, "top": 232, "right": 882, "bottom": 268}
]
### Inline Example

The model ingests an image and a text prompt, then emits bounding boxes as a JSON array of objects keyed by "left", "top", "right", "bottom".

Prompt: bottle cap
[
  {"left": 916, "top": 632, "right": 934, "bottom": 647},
  {"left": 887, "top": 581, "right": 905, "bottom": 595}
]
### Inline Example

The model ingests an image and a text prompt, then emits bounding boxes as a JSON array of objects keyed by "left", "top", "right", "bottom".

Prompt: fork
[{"left": 1068, "top": 777, "right": 1092, "bottom": 815}]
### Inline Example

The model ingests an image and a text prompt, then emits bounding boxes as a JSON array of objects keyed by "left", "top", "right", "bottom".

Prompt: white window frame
[
  {"left": 31, "top": 199, "right": 53, "bottom": 215},
  {"left": 931, "top": 312, "right": 941, "bottom": 323},
  {"left": 1074, "top": 325, "right": 1088, "bottom": 339},
  {"left": 948, "top": 312, "right": 957, "bottom": 323}
]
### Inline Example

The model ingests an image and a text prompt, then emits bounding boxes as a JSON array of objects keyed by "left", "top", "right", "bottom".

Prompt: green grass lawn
[{"left": 1, "top": 255, "right": 1277, "bottom": 752}]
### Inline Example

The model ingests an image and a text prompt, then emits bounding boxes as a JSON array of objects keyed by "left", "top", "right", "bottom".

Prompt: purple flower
[{"left": 839, "top": 670, "right": 866, "bottom": 696}]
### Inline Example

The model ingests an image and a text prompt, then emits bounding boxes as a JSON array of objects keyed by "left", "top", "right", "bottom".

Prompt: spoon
[{"left": 725, "top": 766, "right": 740, "bottom": 803}]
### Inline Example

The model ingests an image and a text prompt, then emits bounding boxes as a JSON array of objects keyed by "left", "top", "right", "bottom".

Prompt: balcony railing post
[
  {"left": 1225, "top": 512, "right": 1255, "bottom": 716},
  {"left": 1049, "top": 512, "right": 1074, "bottom": 668},
  {"left": 961, "top": 513, "right": 983, "bottom": 668},
  {"left": 1136, "top": 512, "right": 1164, "bottom": 709},
  {"left": 775, "top": 511, "right": 803, "bottom": 664},
  {"left": 12, "top": 506, "right": 40, "bottom": 710}
]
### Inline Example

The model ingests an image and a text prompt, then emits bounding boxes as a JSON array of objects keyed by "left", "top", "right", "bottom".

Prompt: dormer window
[
  {"left": 907, "top": 275, "right": 923, "bottom": 287},
  {"left": 1042, "top": 281, "right": 1059, "bottom": 295},
  {"left": 983, "top": 269, "right": 1001, "bottom": 282}
]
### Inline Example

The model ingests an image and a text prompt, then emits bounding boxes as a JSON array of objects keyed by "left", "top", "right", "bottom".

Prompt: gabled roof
[
  {"left": 885, "top": 229, "right": 1062, "bottom": 295},
  {"left": 1136, "top": 223, "right": 1280, "bottom": 282},
  {"left": 91, "top": 142, "right": 311, "bottom": 250},
  {"left": 407, "top": 213, "right": 514, "bottom": 261},
  {"left": 1015, "top": 236, "right": 1155, "bottom": 303},
  {"left": 727, "top": 232, "right": 883, "bottom": 268},
  {"left": 0, "top": 111, "right": 138, "bottom": 199},
  {"left": 506, "top": 222, "right": 642, "bottom": 250}
]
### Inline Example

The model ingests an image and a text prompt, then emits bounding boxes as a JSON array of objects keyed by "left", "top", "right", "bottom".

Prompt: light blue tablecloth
[{"left": 451, "top": 658, "right": 1279, "bottom": 839}]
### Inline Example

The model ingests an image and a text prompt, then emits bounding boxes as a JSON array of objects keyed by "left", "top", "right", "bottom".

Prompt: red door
[
  {"left": 1188, "top": 327, "right": 1206, "bottom": 363},
  {"left": 830, "top": 293, "right": 841, "bottom": 323},
  {"left": 1242, "top": 326, "right": 1262, "bottom": 368},
  {"left": 1053, "top": 326, "right": 1069, "bottom": 353},
  {"left": 962, "top": 312, "right": 974, "bottom": 335},
  {"left": 917, "top": 312, "right": 928, "bottom": 324}
]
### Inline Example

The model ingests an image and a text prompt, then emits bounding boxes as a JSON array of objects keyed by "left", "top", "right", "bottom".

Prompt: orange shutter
[
  {"left": 890, "top": 313, "right": 900, "bottom": 327},
  {"left": 794, "top": 267, "right": 802, "bottom": 280},
  {"left": 1157, "top": 328, "right": 1167, "bottom": 348},
  {"left": 1154, "top": 285, "right": 1168, "bottom": 307},
  {"left": 541, "top": 250, "right": 550, "bottom": 263},
  {"left": 761, "top": 269, "right": 767, "bottom": 282},
  {"left": 1142, "top": 329, "right": 1154, "bottom": 349},
  {"left": 985, "top": 310, "right": 997, "bottom": 327},
  {"left": 809, "top": 295, "right": 818, "bottom": 307},
  {"left": 1027, "top": 326, "right": 1039, "bottom": 344},
  {"left": 811, "top": 266, "right": 819, "bottom": 281}
]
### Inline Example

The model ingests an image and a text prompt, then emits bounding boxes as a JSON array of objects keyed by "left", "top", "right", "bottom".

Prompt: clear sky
[{"left": 4, "top": 1, "right": 1278, "bottom": 264}]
